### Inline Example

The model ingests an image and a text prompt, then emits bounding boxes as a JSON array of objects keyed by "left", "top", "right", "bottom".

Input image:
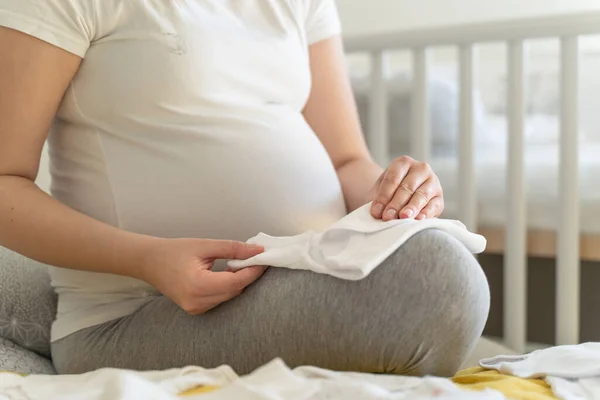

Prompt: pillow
[
  {"left": 0, "top": 337, "right": 56, "bottom": 375},
  {"left": 0, "top": 246, "right": 56, "bottom": 358}
]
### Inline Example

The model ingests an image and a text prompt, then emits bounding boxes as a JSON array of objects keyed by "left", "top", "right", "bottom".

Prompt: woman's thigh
[{"left": 52, "top": 229, "right": 490, "bottom": 376}]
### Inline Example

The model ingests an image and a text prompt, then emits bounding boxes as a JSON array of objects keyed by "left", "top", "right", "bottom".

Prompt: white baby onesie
[
  {"left": 228, "top": 202, "right": 486, "bottom": 280},
  {"left": 480, "top": 343, "right": 600, "bottom": 400},
  {"left": 480, "top": 343, "right": 600, "bottom": 379}
]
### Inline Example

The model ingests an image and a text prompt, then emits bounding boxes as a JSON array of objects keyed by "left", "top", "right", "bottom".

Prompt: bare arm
[
  {"left": 303, "top": 36, "right": 445, "bottom": 220},
  {"left": 302, "top": 36, "right": 383, "bottom": 212},
  {"left": 0, "top": 27, "right": 157, "bottom": 278}
]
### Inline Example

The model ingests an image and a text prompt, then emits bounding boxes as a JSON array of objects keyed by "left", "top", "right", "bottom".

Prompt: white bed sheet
[
  {"left": 387, "top": 112, "right": 600, "bottom": 234},
  {"left": 427, "top": 141, "right": 600, "bottom": 234}
]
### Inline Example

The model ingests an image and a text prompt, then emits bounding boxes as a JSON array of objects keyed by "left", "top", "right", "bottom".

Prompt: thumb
[{"left": 201, "top": 239, "right": 264, "bottom": 260}]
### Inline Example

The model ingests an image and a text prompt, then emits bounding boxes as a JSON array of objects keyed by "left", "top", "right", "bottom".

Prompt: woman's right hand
[{"left": 139, "top": 238, "right": 267, "bottom": 315}]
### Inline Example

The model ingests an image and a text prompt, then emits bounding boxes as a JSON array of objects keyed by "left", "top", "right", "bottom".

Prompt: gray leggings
[{"left": 51, "top": 230, "right": 490, "bottom": 377}]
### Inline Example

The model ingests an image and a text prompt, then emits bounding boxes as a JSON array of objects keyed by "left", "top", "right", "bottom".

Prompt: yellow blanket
[{"left": 452, "top": 367, "right": 557, "bottom": 400}]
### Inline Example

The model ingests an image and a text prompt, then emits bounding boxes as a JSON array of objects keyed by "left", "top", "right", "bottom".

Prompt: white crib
[{"left": 343, "top": 12, "right": 600, "bottom": 353}]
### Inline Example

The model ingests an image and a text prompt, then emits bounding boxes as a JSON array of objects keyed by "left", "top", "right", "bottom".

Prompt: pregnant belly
[
  {"left": 49, "top": 107, "right": 348, "bottom": 302},
  {"left": 100, "top": 120, "right": 347, "bottom": 242}
]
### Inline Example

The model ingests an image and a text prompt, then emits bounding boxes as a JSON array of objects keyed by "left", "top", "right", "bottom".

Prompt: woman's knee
[
  {"left": 375, "top": 229, "right": 490, "bottom": 375},
  {"left": 405, "top": 228, "right": 489, "bottom": 307}
]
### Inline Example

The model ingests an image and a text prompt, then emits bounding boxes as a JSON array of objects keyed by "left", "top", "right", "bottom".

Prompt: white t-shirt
[{"left": 0, "top": 0, "right": 347, "bottom": 341}]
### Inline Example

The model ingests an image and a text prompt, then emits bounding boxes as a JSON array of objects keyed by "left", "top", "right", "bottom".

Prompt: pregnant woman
[{"left": 0, "top": 0, "right": 489, "bottom": 376}]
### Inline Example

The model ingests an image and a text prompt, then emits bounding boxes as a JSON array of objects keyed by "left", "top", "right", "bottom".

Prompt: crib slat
[
  {"left": 557, "top": 36, "right": 580, "bottom": 346},
  {"left": 368, "top": 51, "right": 390, "bottom": 166},
  {"left": 411, "top": 48, "right": 430, "bottom": 162},
  {"left": 505, "top": 40, "right": 527, "bottom": 353},
  {"left": 458, "top": 45, "right": 477, "bottom": 231}
]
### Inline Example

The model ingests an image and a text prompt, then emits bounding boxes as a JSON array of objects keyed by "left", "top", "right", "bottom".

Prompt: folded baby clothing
[
  {"left": 228, "top": 202, "right": 487, "bottom": 280},
  {"left": 480, "top": 343, "right": 600, "bottom": 400}
]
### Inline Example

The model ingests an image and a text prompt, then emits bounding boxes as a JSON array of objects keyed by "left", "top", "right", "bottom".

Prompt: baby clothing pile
[
  {"left": 2, "top": 343, "right": 600, "bottom": 399},
  {"left": 0, "top": 357, "right": 503, "bottom": 400}
]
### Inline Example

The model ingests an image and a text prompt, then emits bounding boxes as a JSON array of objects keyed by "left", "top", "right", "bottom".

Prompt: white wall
[{"left": 337, "top": 0, "right": 600, "bottom": 36}]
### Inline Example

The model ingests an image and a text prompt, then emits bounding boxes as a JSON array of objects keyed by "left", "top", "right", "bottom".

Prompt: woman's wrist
[
  {"left": 122, "top": 233, "right": 167, "bottom": 283},
  {"left": 336, "top": 157, "right": 383, "bottom": 212}
]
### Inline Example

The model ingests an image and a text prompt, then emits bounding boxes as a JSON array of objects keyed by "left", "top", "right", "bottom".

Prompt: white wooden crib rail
[{"left": 343, "top": 12, "right": 600, "bottom": 353}]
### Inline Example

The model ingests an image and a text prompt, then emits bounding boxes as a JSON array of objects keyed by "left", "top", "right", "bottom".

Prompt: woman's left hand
[{"left": 369, "top": 156, "right": 444, "bottom": 221}]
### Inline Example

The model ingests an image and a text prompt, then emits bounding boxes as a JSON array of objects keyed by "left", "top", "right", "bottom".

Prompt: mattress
[
  {"left": 388, "top": 113, "right": 600, "bottom": 234},
  {"left": 424, "top": 135, "right": 600, "bottom": 235}
]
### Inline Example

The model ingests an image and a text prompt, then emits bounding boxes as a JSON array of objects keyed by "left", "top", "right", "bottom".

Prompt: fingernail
[
  {"left": 372, "top": 202, "right": 384, "bottom": 215},
  {"left": 385, "top": 209, "right": 397, "bottom": 219},
  {"left": 401, "top": 208, "right": 414, "bottom": 218},
  {"left": 417, "top": 213, "right": 426, "bottom": 220}
]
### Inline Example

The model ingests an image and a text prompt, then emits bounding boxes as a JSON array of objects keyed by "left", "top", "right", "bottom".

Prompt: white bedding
[
  {"left": 420, "top": 116, "right": 600, "bottom": 234},
  {"left": 0, "top": 358, "right": 504, "bottom": 400}
]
